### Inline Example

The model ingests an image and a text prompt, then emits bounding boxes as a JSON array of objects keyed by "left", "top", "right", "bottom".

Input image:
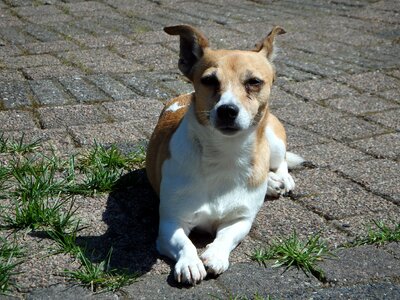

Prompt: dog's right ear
[{"left": 164, "top": 25, "right": 209, "bottom": 80}]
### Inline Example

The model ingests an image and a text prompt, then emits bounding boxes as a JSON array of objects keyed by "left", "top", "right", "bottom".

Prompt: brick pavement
[{"left": 0, "top": 0, "right": 399, "bottom": 299}]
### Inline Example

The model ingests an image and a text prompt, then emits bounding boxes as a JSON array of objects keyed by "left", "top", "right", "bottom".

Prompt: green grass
[
  {"left": 251, "top": 232, "right": 333, "bottom": 281},
  {"left": 353, "top": 220, "right": 400, "bottom": 246},
  {"left": 64, "top": 248, "right": 138, "bottom": 293},
  {"left": 0, "top": 134, "right": 41, "bottom": 155},
  {"left": 0, "top": 237, "right": 23, "bottom": 294}
]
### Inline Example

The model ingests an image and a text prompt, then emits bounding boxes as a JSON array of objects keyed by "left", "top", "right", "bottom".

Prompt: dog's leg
[
  {"left": 157, "top": 220, "right": 207, "bottom": 284},
  {"left": 200, "top": 219, "right": 252, "bottom": 275}
]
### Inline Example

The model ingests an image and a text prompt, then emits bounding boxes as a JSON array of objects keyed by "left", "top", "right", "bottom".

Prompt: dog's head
[{"left": 165, "top": 25, "right": 285, "bottom": 136}]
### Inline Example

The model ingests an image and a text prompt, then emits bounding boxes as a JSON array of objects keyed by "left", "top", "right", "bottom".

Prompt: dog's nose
[{"left": 217, "top": 104, "right": 239, "bottom": 123}]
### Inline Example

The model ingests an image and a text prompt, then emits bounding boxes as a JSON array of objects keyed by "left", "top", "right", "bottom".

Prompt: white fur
[
  {"left": 209, "top": 88, "right": 252, "bottom": 130},
  {"left": 157, "top": 105, "right": 267, "bottom": 284},
  {"left": 166, "top": 101, "right": 186, "bottom": 112}
]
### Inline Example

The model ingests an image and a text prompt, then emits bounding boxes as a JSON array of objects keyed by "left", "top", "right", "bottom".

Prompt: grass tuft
[
  {"left": 353, "top": 220, "right": 400, "bottom": 246},
  {"left": 251, "top": 231, "right": 333, "bottom": 281},
  {"left": 0, "top": 134, "right": 41, "bottom": 155},
  {"left": 0, "top": 237, "right": 23, "bottom": 294},
  {"left": 64, "top": 248, "right": 138, "bottom": 292}
]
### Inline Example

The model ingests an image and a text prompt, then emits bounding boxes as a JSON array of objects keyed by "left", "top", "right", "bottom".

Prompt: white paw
[
  {"left": 267, "top": 171, "right": 295, "bottom": 197},
  {"left": 174, "top": 255, "right": 207, "bottom": 284},
  {"left": 200, "top": 243, "right": 230, "bottom": 275}
]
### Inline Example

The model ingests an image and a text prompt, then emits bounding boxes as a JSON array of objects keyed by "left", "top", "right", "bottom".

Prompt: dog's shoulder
[{"left": 146, "top": 93, "right": 194, "bottom": 195}]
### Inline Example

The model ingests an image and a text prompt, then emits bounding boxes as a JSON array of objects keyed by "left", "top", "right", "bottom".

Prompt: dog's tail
[{"left": 286, "top": 152, "right": 305, "bottom": 170}]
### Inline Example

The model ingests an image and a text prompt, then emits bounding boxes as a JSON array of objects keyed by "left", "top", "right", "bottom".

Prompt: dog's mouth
[{"left": 217, "top": 125, "right": 241, "bottom": 136}]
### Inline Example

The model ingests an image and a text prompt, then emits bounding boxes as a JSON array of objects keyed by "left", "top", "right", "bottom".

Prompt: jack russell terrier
[{"left": 146, "top": 25, "right": 303, "bottom": 284}]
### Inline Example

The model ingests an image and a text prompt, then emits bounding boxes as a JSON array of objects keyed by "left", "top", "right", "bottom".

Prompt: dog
[{"left": 146, "top": 24, "right": 303, "bottom": 284}]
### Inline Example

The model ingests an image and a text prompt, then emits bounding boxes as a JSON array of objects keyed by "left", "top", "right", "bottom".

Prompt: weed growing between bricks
[{"left": 0, "top": 134, "right": 143, "bottom": 294}]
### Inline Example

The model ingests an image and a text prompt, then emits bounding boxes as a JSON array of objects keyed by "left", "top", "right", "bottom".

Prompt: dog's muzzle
[{"left": 216, "top": 104, "right": 240, "bottom": 135}]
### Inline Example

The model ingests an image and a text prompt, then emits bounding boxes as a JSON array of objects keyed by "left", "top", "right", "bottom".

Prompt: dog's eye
[
  {"left": 245, "top": 77, "right": 264, "bottom": 93},
  {"left": 201, "top": 75, "right": 220, "bottom": 88}
]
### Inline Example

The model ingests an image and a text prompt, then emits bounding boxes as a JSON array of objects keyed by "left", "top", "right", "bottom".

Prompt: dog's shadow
[
  {"left": 76, "top": 168, "right": 214, "bottom": 285},
  {"left": 76, "top": 169, "right": 161, "bottom": 275}
]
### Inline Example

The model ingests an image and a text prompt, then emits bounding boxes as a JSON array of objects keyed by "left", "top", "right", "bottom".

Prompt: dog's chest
[{"left": 160, "top": 110, "right": 267, "bottom": 228}]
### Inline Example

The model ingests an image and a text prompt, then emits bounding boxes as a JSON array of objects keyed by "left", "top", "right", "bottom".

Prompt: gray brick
[
  {"left": 68, "top": 121, "right": 142, "bottom": 146},
  {"left": 269, "top": 87, "right": 301, "bottom": 109},
  {"left": 338, "top": 71, "right": 400, "bottom": 93},
  {"left": 350, "top": 133, "right": 400, "bottom": 160},
  {"left": 3, "top": 54, "right": 62, "bottom": 69},
  {"left": 87, "top": 74, "right": 138, "bottom": 100},
  {"left": 254, "top": 198, "right": 347, "bottom": 247},
  {"left": 293, "top": 141, "right": 371, "bottom": 168},
  {"left": 283, "top": 79, "right": 358, "bottom": 102},
  {"left": 294, "top": 169, "right": 399, "bottom": 220},
  {"left": 38, "top": 104, "right": 109, "bottom": 129},
  {"left": 0, "top": 81, "right": 33, "bottom": 108},
  {"left": 22, "top": 65, "right": 83, "bottom": 80},
  {"left": 366, "top": 109, "right": 400, "bottom": 131},
  {"left": 59, "top": 76, "right": 109, "bottom": 103},
  {"left": 336, "top": 159, "right": 400, "bottom": 204},
  {"left": 0, "top": 45, "right": 22, "bottom": 58},
  {"left": 73, "top": 34, "right": 134, "bottom": 49},
  {"left": 319, "top": 245, "right": 400, "bottom": 285},
  {"left": 0, "top": 110, "right": 36, "bottom": 131},
  {"left": 274, "top": 103, "right": 346, "bottom": 127},
  {"left": 0, "top": 70, "right": 25, "bottom": 81},
  {"left": 305, "top": 117, "right": 388, "bottom": 142},
  {"left": 118, "top": 73, "right": 170, "bottom": 99},
  {"left": 285, "top": 124, "right": 330, "bottom": 148},
  {"left": 58, "top": 49, "right": 142, "bottom": 74},
  {"left": 378, "top": 89, "right": 400, "bottom": 104},
  {"left": 23, "top": 24, "right": 64, "bottom": 42},
  {"left": 24, "top": 14, "right": 74, "bottom": 25},
  {"left": 30, "top": 79, "right": 71, "bottom": 106},
  {"left": 13, "top": 5, "right": 62, "bottom": 17},
  {"left": 0, "top": 26, "right": 38, "bottom": 44},
  {"left": 22, "top": 41, "right": 80, "bottom": 55}
]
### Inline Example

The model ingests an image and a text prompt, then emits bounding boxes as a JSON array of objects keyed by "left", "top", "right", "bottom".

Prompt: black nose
[{"left": 217, "top": 104, "right": 239, "bottom": 123}]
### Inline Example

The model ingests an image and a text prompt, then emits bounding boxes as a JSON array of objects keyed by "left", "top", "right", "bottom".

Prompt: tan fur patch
[{"left": 146, "top": 93, "right": 193, "bottom": 195}]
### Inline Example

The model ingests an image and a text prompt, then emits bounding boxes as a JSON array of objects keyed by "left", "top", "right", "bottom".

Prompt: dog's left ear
[
  {"left": 254, "top": 26, "right": 286, "bottom": 61},
  {"left": 164, "top": 25, "right": 209, "bottom": 81}
]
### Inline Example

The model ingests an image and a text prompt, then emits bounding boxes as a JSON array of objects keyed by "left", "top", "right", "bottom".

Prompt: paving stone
[
  {"left": 38, "top": 104, "right": 110, "bottom": 129},
  {"left": 87, "top": 74, "right": 139, "bottom": 100},
  {"left": 269, "top": 86, "right": 301, "bottom": 108},
  {"left": 30, "top": 79, "right": 71, "bottom": 106},
  {"left": 384, "top": 243, "right": 400, "bottom": 260},
  {"left": 0, "top": 45, "right": 22, "bottom": 57},
  {"left": 22, "top": 41, "right": 81, "bottom": 55},
  {"left": 350, "top": 133, "right": 400, "bottom": 160},
  {"left": 58, "top": 76, "right": 109, "bottom": 103},
  {"left": 378, "top": 88, "right": 400, "bottom": 104},
  {"left": 284, "top": 79, "right": 358, "bottom": 102},
  {"left": 3, "top": 54, "right": 62, "bottom": 69},
  {"left": 0, "top": 110, "right": 36, "bottom": 131},
  {"left": 23, "top": 13, "right": 74, "bottom": 25},
  {"left": 74, "top": 34, "right": 135, "bottom": 49},
  {"left": 216, "top": 262, "right": 320, "bottom": 299},
  {"left": 102, "top": 98, "right": 164, "bottom": 122},
  {"left": 0, "top": 26, "right": 38, "bottom": 45},
  {"left": 13, "top": 5, "right": 62, "bottom": 17},
  {"left": 122, "top": 274, "right": 225, "bottom": 300},
  {"left": 293, "top": 141, "right": 371, "bottom": 168},
  {"left": 365, "top": 109, "right": 400, "bottom": 131},
  {"left": 115, "top": 43, "right": 176, "bottom": 71},
  {"left": 275, "top": 63, "right": 319, "bottom": 83},
  {"left": 160, "top": 78, "right": 193, "bottom": 97},
  {"left": 0, "top": 70, "right": 25, "bottom": 81},
  {"left": 274, "top": 103, "right": 346, "bottom": 127},
  {"left": 22, "top": 65, "right": 83, "bottom": 80},
  {"left": 58, "top": 49, "right": 142, "bottom": 74},
  {"left": 254, "top": 199, "right": 347, "bottom": 247},
  {"left": 68, "top": 121, "right": 143, "bottom": 146},
  {"left": 118, "top": 73, "right": 170, "bottom": 99},
  {"left": 305, "top": 116, "right": 388, "bottom": 142},
  {"left": 338, "top": 71, "right": 400, "bottom": 93},
  {"left": 23, "top": 24, "right": 65, "bottom": 42},
  {"left": 294, "top": 282, "right": 400, "bottom": 300},
  {"left": 325, "top": 94, "right": 399, "bottom": 115},
  {"left": 336, "top": 159, "right": 400, "bottom": 204},
  {"left": 133, "top": 30, "right": 177, "bottom": 45},
  {"left": 285, "top": 124, "right": 330, "bottom": 148},
  {"left": 0, "top": 81, "right": 33, "bottom": 108},
  {"left": 294, "top": 168, "right": 400, "bottom": 221},
  {"left": 319, "top": 245, "right": 400, "bottom": 285}
]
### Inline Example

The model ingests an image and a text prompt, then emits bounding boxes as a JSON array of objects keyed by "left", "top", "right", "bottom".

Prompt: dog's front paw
[
  {"left": 175, "top": 255, "right": 207, "bottom": 284},
  {"left": 267, "top": 171, "right": 295, "bottom": 197},
  {"left": 200, "top": 243, "right": 230, "bottom": 275}
]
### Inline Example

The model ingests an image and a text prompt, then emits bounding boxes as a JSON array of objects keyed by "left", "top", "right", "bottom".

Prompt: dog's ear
[
  {"left": 254, "top": 26, "right": 286, "bottom": 61},
  {"left": 164, "top": 25, "right": 209, "bottom": 80}
]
